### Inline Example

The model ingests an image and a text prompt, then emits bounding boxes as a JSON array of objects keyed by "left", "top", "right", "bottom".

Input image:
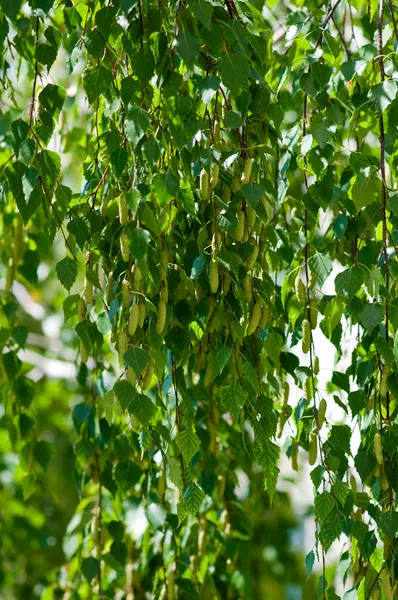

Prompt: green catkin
[
  {"left": 222, "top": 185, "right": 231, "bottom": 202},
  {"left": 317, "top": 399, "right": 327, "bottom": 429},
  {"left": 127, "top": 366, "right": 136, "bottom": 385},
  {"left": 160, "top": 279, "right": 168, "bottom": 303},
  {"left": 380, "top": 367, "right": 389, "bottom": 396},
  {"left": 374, "top": 432, "right": 384, "bottom": 465},
  {"left": 206, "top": 295, "right": 216, "bottom": 321},
  {"left": 231, "top": 175, "right": 241, "bottom": 193},
  {"left": 295, "top": 276, "right": 306, "bottom": 307},
  {"left": 138, "top": 303, "right": 146, "bottom": 328},
  {"left": 160, "top": 250, "right": 168, "bottom": 268},
  {"left": 282, "top": 382, "right": 289, "bottom": 407},
  {"left": 246, "top": 205, "right": 256, "bottom": 230},
  {"left": 291, "top": 442, "right": 298, "bottom": 472},
  {"left": 101, "top": 196, "right": 109, "bottom": 217},
  {"left": 120, "top": 232, "right": 130, "bottom": 261},
  {"left": 121, "top": 279, "right": 129, "bottom": 309},
  {"left": 380, "top": 568, "right": 393, "bottom": 600},
  {"left": 309, "top": 432, "right": 317, "bottom": 465},
  {"left": 350, "top": 475, "right": 357, "bottom": 493},
  {"left": 259, "top": 305, "right": 271, "bottom": 329},
  {"left": 204, "top": 362, "right": 213, "bottom": 387},
  {"left": 209, "top": 259, "right": 219, "bottom": 294},
  {"left": 107, "top": 272, "right": 115, "bottom": 305},
  {"left": 214, "top": 119, "right": 221, "bottom": 143},
  {"left": 247, "top": 302, "right": 262, "bottom": 336},
  {"left": 77, "top": 297, "right": 86, "bottom": 322},
  {"left": 313, "top": 355, "right": 320, "bottom": 375},
  {"left": 156, "top": 299, "right": 167, "bottom": 334},
  {"left": 118, "top": 331, "right": 128, "bottom": 361},
  {"left": 241, "top": 157, "right": 252, "bottom": 183},
  {"left": 84, "top": 277, "right": 93, "bottom": 305},
  {"left": 210, "top": 164, "right": 219, "bottom": 188},
  {"left": 80, "top": 340, "right": 88, "bottom": 364},
  {"left": 129, "top": 303, "right": 139, "bottom": 336},
  {"left": 211, "top": 232, "right": 220, "bottom": 253},
  {"left": 141, "top": 363, "right": 154, "bottom": 391},
  {"left": 223, "top": 272, "right": 231, "bottom": 295},
  {"left": 235, "top": 209, "right": 245, "bottom": 242},
  {"left": 381, "top": 469, "right": 389, "bottom": 490},
  {"left": 371, "top": 587, "right": 381, "bottom": 600},
  {"left": 304, "top": 377, "right": 312, "bottom": 403},
  {"left": 200, "top": 169, "right": 209, "bottom": 201},
  {"left": 247, "top": 243, "right": 259, "bottom": 270},
  {"left": 309, "top": 299, "right": 318, "bottom": 329},
  {"left": 302, "top": 319, "right": 311, "bottom": 354},
  {"left": 174, "top": 280, "right": 186, "bottom": 300},
  {"left": 119, "top": 196, "right": 128, "bottom": 225},
  {"left": 207, "top": 309, "right": 218, "bottom": 333},
  {"left": 243, "top": 276, "right": 252, "bottom": 303},
  {"left": 309, "top": 270, "right": 317, "bottom": 288}
]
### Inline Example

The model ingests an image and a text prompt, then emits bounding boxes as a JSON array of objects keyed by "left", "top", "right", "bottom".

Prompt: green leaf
[
  {"left": 55, "top": 256, "right": 78, "bottom": 291},
  {"left": 182, "top": 481, "right": 204, "bottom": 514},
  {"left": 101, "top": 390, "right": 114, "bottom": 425},
  {"left": 175, "top": 28, "right": 200, "bottom": 65},
  {"left": 254, "top": 440, "right": 280, "bottom": 503},
  {"left": 335, "top": 267, "right": 364, "bottom": 300},
  {"left": 83, "top": 66, "right": 113, "bottom": 105},
  {"left": 81, "top": 557, "right": 100, "bottom": 584},
  {"left": 75, "top": 319, "right": 103, "bottom": 353},
  {"left": 311, "top": 466, "right": 325, "bottom": 490},
  {"left": 63, "top": 294, "right": 80, "bottom": 323},
  {"left": 192, "top": 0, "right": 213, "bottom": 29},
  {"left": 359, "top": 303, "right": 384, "bottom": 333},
  {"left": 241, "top": 183, "right": 265, "bottom": 206},
  {"left": 130, "top": 48, "right": 155, "bottom": 84},
  {"left": 5, "top": 161, "right": 42, "bottom": 224},
  {"left": 129, "top": 394, "right": 155, "bottom": 427},
  {"left": 368, "top": 80, "right": 398, "bottom": 112},
  {"left": 309, "top": 253, "right": 333, "bottom": 286},
  {"left": 126, "top": 227, "right": 150, "bottom": 260},
  {"left": 151, "top": 171, "right": 179, "bottom": 206},
  {"left": 146, "top": 503, "right": 167, "bottom": 529},
  {"left": 176, "top": 427, "right": 201, "bottom": 462},
  {"left": 352, "top": 167, "right": 381, "bottom": 210},
  {"left": 310, "top": 114, "right": 336, "bottom": 149},
  {"left": 111, "top": 147, "right": 128, "bottom": 178},
  {"left": 216, "top": 249, "right": 241, "bottom": 276},
  {"left": 319, "top": 511, "right": 341, "bottom": 551},
  {"left": 305, "top": 550, "right": 315, "bottom": 576},
  {"left": 348, "top": 390, "right": 366, "bottom": 417},
  {"left": 220, "top": 381, "right": 248, "bottom": 420},
  {"left": 10, "top": 119, "right": 29, "bottom": 153},
  {"left": 123, "top": 347, "right": 148, "bottom": 378},
  {"left": 113, "top": 380, "right": 136, "bottom": 412},
  {"left": 377, "top": 511, "right": 398, "bottom": 538},
  {"left": 332, "top": 481, "right": 350, "bottom": 506},
  {"left": 314, "top": 491, "right": 334, "bottom": 521},
  {"left": 218, "top": 52, "right": 250, "bottom": 95},
  {"left": 168, "top": 457, "right": 183, "bottom": 490},
  {"left": 216, "top": 345, "right": 232, "bottom": 374},
  {"left": 331, "top": 371, "right": 350, "bottom": 394},
  {"left": 197, "top": 75, "right": 220, "bottom": 105}
]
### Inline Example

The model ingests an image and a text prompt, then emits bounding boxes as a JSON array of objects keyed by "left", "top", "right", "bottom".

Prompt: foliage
[{"left": 0, "top": 0, "right": 398, "bottom": 598}]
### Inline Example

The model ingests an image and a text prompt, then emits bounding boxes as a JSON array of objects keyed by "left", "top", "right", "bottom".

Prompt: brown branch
[
  {"left": 378, "top": 0, "right": 390, "bottom": 420},
  {"left": 315, "top": 0, "right": 344, "bottom": 48},
  {"left": 29, "top": 17, "right": 39, "bottom": 127},
  {"left": 388, "top": 0, "right": 398, "bottom": 44},
  {"left": 354, "top": 207, "right": 382, "bottom": 264}
]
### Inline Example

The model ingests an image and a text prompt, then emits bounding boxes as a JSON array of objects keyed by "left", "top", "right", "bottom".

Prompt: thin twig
[
  {"left": 378, "top": 0, "right": 390, "bottom": 420},
  {"left": 29, "top": 17, "right": 39, "bottom": 127},
  {"left": 388, "top": 0, "right": 398, "bottom": 44}
]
